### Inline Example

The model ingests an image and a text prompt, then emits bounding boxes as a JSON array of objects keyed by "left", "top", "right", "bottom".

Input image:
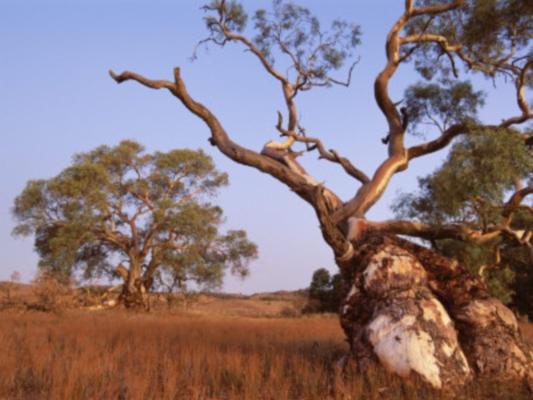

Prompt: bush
[
  {"left": 304, "top": 268, "right": 343, "bottom": 314},
  {"left": 31, "top": 270, "right": 78, "bottom": 313},
  {"left": 278, "top": 305, "right": 300, "bottom": 318},
  {"left": 0, "top": 271, "right": 22, "bottom": 311}
]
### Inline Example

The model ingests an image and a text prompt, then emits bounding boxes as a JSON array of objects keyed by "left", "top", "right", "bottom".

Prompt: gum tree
[
  {"left": 110, "top": 0, "right": 533, "bottom": 388},
  {"left": 12, "top": 140, "right": 257, "bottom": 310}
]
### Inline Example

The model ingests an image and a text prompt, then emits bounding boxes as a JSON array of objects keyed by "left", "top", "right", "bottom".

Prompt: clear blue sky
[{"left": 0, "top": 1, "right": 517, "bottom": 293}]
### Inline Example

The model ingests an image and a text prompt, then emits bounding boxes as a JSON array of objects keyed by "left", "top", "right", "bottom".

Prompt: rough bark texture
[
  {"left": 117, "top": 279, "right": 150, "bottom": 311},
  {"left": 114, "top": 263, "right": 152, "bottom": 311},
  {"left": 339, "top": 230, "right": 533, "bottom": 390}
]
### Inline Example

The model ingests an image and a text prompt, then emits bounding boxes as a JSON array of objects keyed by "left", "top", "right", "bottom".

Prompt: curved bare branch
[
  {"left": 109, "top": 68, "right": 345, "bottom": 212},
  {"left": 502, "top": 186, "right": 533, "bottom": 221},
  {"left": 408, "top": 0, "right": 465, "bottom": 17},
  {"left": 400, "top": 33, "right": 462, "bottom": 52},
  {"left": 363, "top": 2, "right": 467, "bottom": 226},
  {"left": 332, "top": 150, "right": 408, "bottom": 223},
  {"left": 360, "top": 218, "right": 501, "bottom": 244},
  {"left": 407, "top": 123, "right": 469, "bottom": 160},
  {"left": 500, "top": 59, "right": 533, "bottom": 128}
]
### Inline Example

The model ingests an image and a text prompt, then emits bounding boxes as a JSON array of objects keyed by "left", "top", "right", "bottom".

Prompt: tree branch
[
  {"left": 361, "top": 219, "right": 501, "bottom": 244},
  {"left": 399, "top": 33, "right": 462, "bottom": 52},
  {"left": 332, "top": 150, "right": 408, "bottom": 223},
  {"left": 502, "top": 186, "right": 533, "bottom": 222},
  {"left": 109, "top": 68, "right": 338, "bottom": 209},
  {"left": 272, "top": 112, "right": 370, "bottom": 184},
  {"left": 407, "top": 123, "right": 469, "bottom": 160},
  {"left": 409, "top": 0, "right": 465, "bottom": 17},
  {"left": 500, "top": 59, "right": 533, "bottom": 128}
]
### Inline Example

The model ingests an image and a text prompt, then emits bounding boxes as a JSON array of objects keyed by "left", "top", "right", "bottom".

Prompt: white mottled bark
[
  {"left": 340, "top": 232, "right": 533, "bottom": 390},
  {"left": 343, "top": 245, "right": 470, "bottom": 388}
]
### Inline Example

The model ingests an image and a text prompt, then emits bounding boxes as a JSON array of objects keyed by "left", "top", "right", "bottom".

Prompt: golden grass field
[{"left": 1, "top": 291, "right": 533, "bottom": 399}]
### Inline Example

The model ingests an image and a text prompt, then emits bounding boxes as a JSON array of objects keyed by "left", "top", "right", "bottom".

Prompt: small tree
[
  {"left": 12, "top": 140, "right": 258, "bottom": 310},
  {"left": 306, "top": 268, "right": 343, "bottom": 313}
]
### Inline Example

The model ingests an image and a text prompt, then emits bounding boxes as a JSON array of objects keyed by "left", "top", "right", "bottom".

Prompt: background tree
[
  {"left": 306, "top": 268, "right": 342, "bottom": 313},
  {"left": 110, "top": 0, "right": 533, "bottom": 389},
  {"left": 12, "top": 140, "right": 258, "bottom": 310}
]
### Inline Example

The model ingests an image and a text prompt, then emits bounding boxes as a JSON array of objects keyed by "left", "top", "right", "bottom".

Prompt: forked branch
[
  {"left": 273, "top": 112, "right": 370, "bottom": 184},
  {"left": 109, "top": 68, "right": 326, "bottom": 207}
]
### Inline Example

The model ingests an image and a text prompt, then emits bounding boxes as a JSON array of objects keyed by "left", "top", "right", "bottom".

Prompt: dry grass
[
  {"left": 176, "top": 292, "right": 305, "bottom": 318},
  {"left": 1, "top": 309, "right": 532, "bottom": 400},
  {"left": 0, "top": 312, "right": 344, "bottom": 400}
]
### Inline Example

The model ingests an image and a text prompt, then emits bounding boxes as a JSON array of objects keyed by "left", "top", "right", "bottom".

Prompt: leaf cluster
[
  {"left": 459, "top": 0, "right": 533, "bottom": 64},
  {"left": 203, "top": 0, "right": 248, "bottom": 42},
  {"left": 407, "top": 0, "right": 533, "bottom": 80},
  {"left": 394, "top": 125, "right": 533, "bottom": 304},
  {"left": 404, "top": 80, "right": 485, "bottom": 134},
  {"left": 156, "top": 227, "right": 257, "bottom": 293},
  {"left": 253, "top": 0, "right": 360, "bottom": 81}
]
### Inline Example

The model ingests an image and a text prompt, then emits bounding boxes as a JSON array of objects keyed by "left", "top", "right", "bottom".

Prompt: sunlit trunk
[
  {"left": 115, "top": 261, "right": 150, "bottom": 311},
  {"left": 338, "top": 230, "right": 533, "bottom": 390}
]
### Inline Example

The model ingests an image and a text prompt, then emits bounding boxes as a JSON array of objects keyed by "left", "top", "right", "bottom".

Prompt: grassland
[{"left": 1, "top": 292, "right": 532, "bottom": 399}]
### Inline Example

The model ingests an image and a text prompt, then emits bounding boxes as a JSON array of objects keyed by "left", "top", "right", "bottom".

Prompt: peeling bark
[{"left": 339, "top": 230, "right": 533, "bottom": 390}]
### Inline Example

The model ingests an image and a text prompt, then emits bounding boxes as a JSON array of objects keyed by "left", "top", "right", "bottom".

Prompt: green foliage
[
  {"left": 12, "top": 140, "right": 258, "bottom": 297},
  {"left": 404, "top": 80, "right": 485, "bottom": 134},
  {"left": 306, "top": 268, "right": 342, "bottom": 313},
  {"left": 394, "top": 126, "right": 533, "bottom": 305},
  {"left": 407, "top": 0, "right": 533, "bottom": 80},
  {"left": 394, "top": 128, "right": 533, "bottom": 226},
  {"left": 252, "top": 0, "right": 360, "bottom": 79},
  {"left": 204, "top": 0, "right": 248, "bottom": 38},
  {"left": 484, "top": 265, "right": 516, "bottom": 305},
  {"left": 433, "top": 239, "right": 515, "bottom": 304},
  {"left": 200, "top": 0, "right": 360, "bottom": 86},
  {"left": 459, "top": 0, "right": 533, "bottom": 62}
]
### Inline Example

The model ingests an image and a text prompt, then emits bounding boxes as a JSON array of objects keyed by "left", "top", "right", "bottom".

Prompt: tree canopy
[{"left": 12, "top": 140, "right": 258, "bottom": 309}]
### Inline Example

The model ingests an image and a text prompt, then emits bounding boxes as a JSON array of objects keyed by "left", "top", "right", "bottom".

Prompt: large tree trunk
[
  {"left": 115, "top": 264, "right": 151, "bottom": 311},
  {"left": 339, "top": 230, "right": 533, "bottom": 390},
  {"left": 118, "top": 280, "right": 150, "bottom": 311}
]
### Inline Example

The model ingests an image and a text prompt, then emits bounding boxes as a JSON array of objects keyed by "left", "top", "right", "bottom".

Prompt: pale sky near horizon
[{"left": 0, "top": 1, "right": 519, "bottom": 293}]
